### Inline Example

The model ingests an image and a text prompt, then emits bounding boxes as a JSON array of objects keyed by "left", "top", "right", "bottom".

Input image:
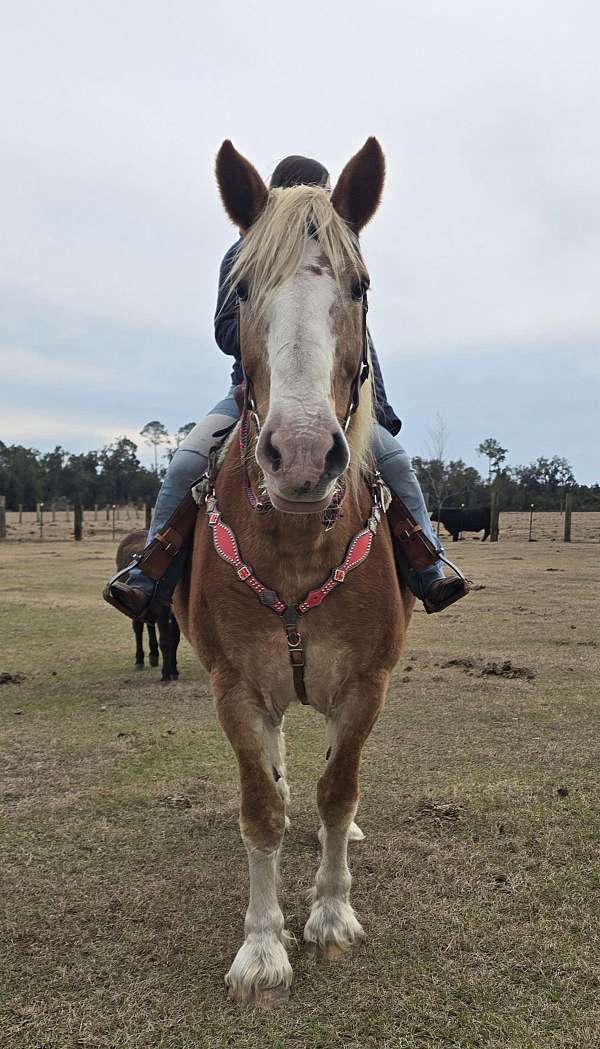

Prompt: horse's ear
[
  {"left": 215, "top": 140, "right": 269, "bottom": 232},
  {"left": 331, "top": 137, "right": 385, "bottom": 233}
]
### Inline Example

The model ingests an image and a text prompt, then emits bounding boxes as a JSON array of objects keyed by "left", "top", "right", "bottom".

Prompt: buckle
[{"left": 157, "top": 536, "right": 178, "bottom": 557}]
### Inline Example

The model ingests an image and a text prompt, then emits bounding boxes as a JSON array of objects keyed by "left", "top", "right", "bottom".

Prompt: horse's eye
[
  {"left": 351, "top": 279, "right": 368, "bottom": 301},
  {"left": 236, "top": 281, "right": 249, "bottom": 302}
]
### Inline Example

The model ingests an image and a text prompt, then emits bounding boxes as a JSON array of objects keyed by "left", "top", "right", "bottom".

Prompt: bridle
[{"left": 195, "top": 283, "right": 384, "bottom": 706}]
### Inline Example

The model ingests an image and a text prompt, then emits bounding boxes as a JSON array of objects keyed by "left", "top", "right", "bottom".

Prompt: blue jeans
[{"left": 129, "top": 390, "right": 444, "bottom": 597}]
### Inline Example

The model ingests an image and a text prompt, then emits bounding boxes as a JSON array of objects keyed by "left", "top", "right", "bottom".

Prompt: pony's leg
[
  {"left": 305, "top": 678, "right": 386, "bottom": 958},
  {"left": 147, "top": 623, "right": 159, "bottom": 667},
  {"left": 156, "top": 610, "right": 173, "bottom": 682},
  {"left": 133, "top": 621, "right": 144, "bottom": 668},
  {"left": 169, "top": 615, "right": 180, "bottom": 679},
  {"left": 217, "top": 688, "right": 292, "bottom": 1006}
]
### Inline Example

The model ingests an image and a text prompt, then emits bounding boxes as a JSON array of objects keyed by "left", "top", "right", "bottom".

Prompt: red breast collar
[{"left": 202, "top": 472, "right": 387, "bottom": 705}]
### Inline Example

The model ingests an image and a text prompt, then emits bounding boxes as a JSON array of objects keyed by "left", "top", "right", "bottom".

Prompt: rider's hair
[{"left": 270, "top": 156, "right": 329, "bottom": 189}]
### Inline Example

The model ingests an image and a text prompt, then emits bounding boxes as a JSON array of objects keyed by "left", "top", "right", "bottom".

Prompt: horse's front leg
[
  {"left": 216, "top": 684, "right": 292, "bottom": 1007},
  {"left": 305, "top": 675, "right": 387, "bottom": 958}
]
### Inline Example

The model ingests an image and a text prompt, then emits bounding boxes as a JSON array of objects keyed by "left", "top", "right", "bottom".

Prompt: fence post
[
  {"left": 0, "top": 495, "right": 6, "bottom": 540},
  {"left": 51, "top": 500, "right": 56, "bottom": 522},
  {"left": 73, "top": 501, "right": 83, "bottom": 541},
  {"left": 145, "top": 503, "right": 152, "bottom": 529},
  {"left": 112, "top": 504, "right": 116, "bottom": 540},
  {"left": 490, "top": 490, "right": 500, "bottom": 542},
  {"left": 18, "top": 503, "right": 23, "bottom": 523},
  {"left": 564, "top": 492, "right": 573, "bottom": 542},
  {"left": 106, "top": 504, "right": 110, "bottom": 522},
  {"left": 94, "top": 504, "right": 98, "bottom": 521},
  {"left": 528, "top": 503, "right": 535, "bottom": 542},
  {"left": 39, "top": 502, "right": 44, "bottom": 540}
]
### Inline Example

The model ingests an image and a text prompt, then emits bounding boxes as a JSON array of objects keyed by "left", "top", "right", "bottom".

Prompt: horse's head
[{"left": 215, "top": 138, "right": 385, "bottom": 513}]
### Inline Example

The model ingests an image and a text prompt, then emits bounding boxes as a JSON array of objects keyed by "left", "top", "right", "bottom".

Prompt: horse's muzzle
[{"left": 256, "top": 417, "right": 349, "bottom": 511}]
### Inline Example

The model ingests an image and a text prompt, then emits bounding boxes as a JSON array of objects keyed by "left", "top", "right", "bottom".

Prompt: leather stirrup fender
[
  {"left": 135, "top": 490, "right": 199, "bottom": 581},
  {"left": 387, "top": 493, "right": 440, "bottom": 573}
]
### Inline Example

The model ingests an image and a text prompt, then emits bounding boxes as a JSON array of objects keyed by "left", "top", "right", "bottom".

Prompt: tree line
[
  {"left": 1, "top": 425, "right": 598, "bottom": 512},
  {"left": 413, "top": 437, "right": 600, "bottom": 513}
]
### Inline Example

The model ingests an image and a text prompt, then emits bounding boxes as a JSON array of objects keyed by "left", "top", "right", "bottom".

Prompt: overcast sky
[{"left": 1, "top": 0, "right": 598, "bottom": 481}]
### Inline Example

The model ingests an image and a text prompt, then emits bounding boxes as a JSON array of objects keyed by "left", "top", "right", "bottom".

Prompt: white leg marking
[
  {"left": 304, "top": 823, "right": 365, "bottom": 953},
  {"left": 226, "top": 841, "right": 292, "bottom": 1002}
]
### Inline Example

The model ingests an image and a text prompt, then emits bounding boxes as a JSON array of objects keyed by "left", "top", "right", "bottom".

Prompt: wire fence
[
  {"left": 1, "top": 504, "right": 599, "bottom": 544},
  {"left": 1, "top": 504, "right": 153, "bottom": 543}
]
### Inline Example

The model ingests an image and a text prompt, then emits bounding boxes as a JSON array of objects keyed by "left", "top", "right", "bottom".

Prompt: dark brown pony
[
  {"left": 116, "top": 530, "right": 181, "bottom": 681},
  {"left": 175, "top": 138, "right": 412, "bottom": 1005}
]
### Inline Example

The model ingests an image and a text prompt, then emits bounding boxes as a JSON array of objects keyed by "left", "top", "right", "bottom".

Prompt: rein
[{"left": 197, "top": 288, "right": 378, "bottom": 706}]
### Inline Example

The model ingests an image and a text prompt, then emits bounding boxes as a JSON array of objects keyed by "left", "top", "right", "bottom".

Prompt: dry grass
[{"left": 1, "top": 539, "right": 600, "bottom": 1048}]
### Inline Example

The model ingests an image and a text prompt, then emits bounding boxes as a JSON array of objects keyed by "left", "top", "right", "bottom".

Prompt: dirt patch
[
  {"left": 481, "top": 660, "right": 536, "bottom": 680},
  {"left": 0, "top": 672, "right": 25, "bottom": 686},
  {"left": 405, "top": 799, "right": 463, "bottom": 824},
  {"left": 442, "top": 657, "right": 535, "bottom": 680}
]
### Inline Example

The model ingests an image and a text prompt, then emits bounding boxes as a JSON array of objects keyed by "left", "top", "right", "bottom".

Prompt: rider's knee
[
  {"left": 168, "top": 447, "right": 207, "bottom": 489},
  {"left": 376, "top": 445, "right": 413, "bottom": 479}
]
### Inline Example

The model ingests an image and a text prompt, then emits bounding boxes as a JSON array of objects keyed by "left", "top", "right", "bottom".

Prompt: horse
[
  {"left": 116, "top": 530, "right": 181, "bottom": 681},
  {"left": 174, "top": 138, "right": 413, "bottom": 1006}
]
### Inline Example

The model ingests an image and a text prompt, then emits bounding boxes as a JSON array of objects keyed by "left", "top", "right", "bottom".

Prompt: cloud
[{"left": 0, "top": 0, "right": 598, "bottom": 480}]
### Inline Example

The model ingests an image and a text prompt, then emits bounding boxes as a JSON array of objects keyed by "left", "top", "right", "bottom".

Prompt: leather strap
[
  {"left": 387, "top": 494, "right": 440, "bottom": 573},
  {"left": 136, "top": 491, "right": 199, "bottom": 580}
]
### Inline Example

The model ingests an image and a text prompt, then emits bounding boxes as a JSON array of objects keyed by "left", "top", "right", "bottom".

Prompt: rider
[{"left": 104, "top": 155, "right": 467, "bottom": 622}]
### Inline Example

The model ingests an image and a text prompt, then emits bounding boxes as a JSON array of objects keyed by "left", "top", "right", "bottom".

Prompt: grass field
[{"left": 1, "top": 539, "right": 599, "bottom": 1048}]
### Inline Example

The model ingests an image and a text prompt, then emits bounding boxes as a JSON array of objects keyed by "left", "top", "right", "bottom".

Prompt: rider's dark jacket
[{"left": 214, "top": 240, "right": 401, "bottom": 436}]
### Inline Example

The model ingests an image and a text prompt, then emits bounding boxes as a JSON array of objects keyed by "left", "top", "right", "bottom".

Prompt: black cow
[{"left": 430, "top": 506, "right": 492, "bottom": 542}]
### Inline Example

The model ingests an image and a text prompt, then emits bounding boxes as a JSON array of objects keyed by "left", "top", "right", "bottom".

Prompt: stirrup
[
  {"left": 422, "top": 555, "right": 470, "bottom": 614},
  {"left": 102, "top": 562, "right": 168, "bottom": 624}
]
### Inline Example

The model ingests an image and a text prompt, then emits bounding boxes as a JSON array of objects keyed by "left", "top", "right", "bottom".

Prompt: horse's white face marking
[{"left": 264, "top": 239, "right": 337, "bottom": 422}]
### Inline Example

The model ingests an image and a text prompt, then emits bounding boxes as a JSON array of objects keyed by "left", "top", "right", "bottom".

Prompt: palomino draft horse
[{"left": 175, "top": 138, "right": 412, "bottom": 1005}]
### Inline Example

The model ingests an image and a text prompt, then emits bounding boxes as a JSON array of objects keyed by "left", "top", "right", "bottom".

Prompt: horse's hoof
[
  {"left": 149, "top": 656, "right": 159, "bottom": 668},
  {"left": 225, "top": 935, "right": 292, "bottom": 1008},
  {"left": 304, "top": 898, "right": 365, "bottom": 959},
  {"left": 228, "top": 983, "right": 290, "bottom": 1010},
  {"left": 134, "top": 663, "right": 145, "bottom": 671}
]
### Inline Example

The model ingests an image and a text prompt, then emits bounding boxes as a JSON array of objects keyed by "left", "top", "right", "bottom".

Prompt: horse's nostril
[
  {"left": 264, "top": 432, "right": 281, "bottom": 472},
  {"left": 325, "top": 430, "right": 349, "bottom": 477}
]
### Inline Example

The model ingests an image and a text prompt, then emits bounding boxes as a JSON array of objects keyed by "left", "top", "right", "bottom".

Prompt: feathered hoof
[
  {"left": 228, "top": 983, "right": 291, "bottom": 1010},
  {"left": 304, "top": 897, "right": 365, "bottom": 960},
  {"left": 225, "top": 933, "right": 293, "bottom": 1008}
]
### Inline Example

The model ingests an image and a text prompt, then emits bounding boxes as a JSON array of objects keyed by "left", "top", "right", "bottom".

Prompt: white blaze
[{"left": 264, "top": 240, "right": 337, "bottom": 421}]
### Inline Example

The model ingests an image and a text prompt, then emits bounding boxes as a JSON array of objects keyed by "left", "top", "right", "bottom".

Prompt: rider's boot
[
  {"left": 388, "top": 494, "right": 469, "bottom": 613},
  {"left": 103, "top": 489, "right": 199, "bottom": 623}
]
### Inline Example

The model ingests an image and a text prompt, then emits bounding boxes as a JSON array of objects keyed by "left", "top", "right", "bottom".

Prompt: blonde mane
[
  {"left": 227, "top": 185, "right": 374, "bottom": 491},
  {"left": 227, "top": 186, "right": 366, "bottom": 318}
]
